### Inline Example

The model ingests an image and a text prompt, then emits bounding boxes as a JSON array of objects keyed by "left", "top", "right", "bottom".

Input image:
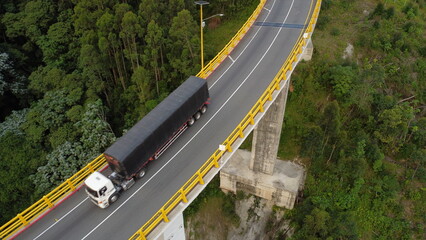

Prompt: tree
[
  {"left": 0, "top": 109, "right": 28, "bottom": 138},
  {"left": 319, "top": 101, "right": 342, "bottom": 163},
  {"left": 168, "top": 9, "right": 200, "bottom": 84},
  {"left": 0, "top": 109, "right": 45, "bottom": 225},
  {"left": 78, "top": 44, "right": 109, "bottom": 102},
  {"left": 144, "top": 20, "right": 163, "bottom": 96},
  {"left": 37, "top": 18, "right": 73, "bottom": 66},
  {"left": 28, "top": 66, "right": 66, "bottom": 96},
  {"left": 22, "top": 0, "right": 56, "bottom": 41},
  {"left": 138, "top": 0, "right": 161, "bottom": 26},
  {"left": 410, "top": 148, "right": 426, "bottom": 179},
  {"left": 0, "top": 52, "right": 28, "bottom": 119},
  {"left": 410, "top": 117, "right": 426, "bottom": 148},
  {"left": 30, "top": 100, "right": 115, "bottom": 195},
  {"left": 21, "top": 90, "right": 81, "bottom": 148},
  {"left": 300, "top": 208, "right": 331, "bottom": 238},
  {"left": 328, "top": 65, "right": 357, "bottom": 101},
  {"left": 131, "top": 66, "right": 152, "bottom": 103},
  {"left": 120, "top": 11, "right": 142, "bottom": 71},
  {"left": 74, "top": 99, "right": 115, "bottom": 152},
  {"left": 165, "top": 0, "right": 185, "bottom": 20},
  {"left": 374, "top": 103, "right": 415, "bottom": 152},
  {"left": 301, "top": 125, "right": 323, "bottom": 158}
]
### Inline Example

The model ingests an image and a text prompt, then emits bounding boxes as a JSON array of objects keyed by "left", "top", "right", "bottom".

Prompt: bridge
[{"left": 0, "top": 0, "right": 321, "bottom": 239}]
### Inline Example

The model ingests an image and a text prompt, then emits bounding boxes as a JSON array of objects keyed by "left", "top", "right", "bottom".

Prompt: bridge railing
[
  {"left": 0, "top": 155, "right": 107, "bottom": 239},
  {"left": 130, "top": 0, "right": 322, "bottom": 239},
  {"left": 197, "top": 0, "right": 267, "bottom": 79},
  {"left": 0, "top": 0, "right": 321, "bottom": 239},
  {"left": 0, "top": 1, "right": 268, "bottom": 239}
]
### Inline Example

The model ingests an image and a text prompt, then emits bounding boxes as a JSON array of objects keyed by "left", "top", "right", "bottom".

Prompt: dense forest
[{"left": 0, "top": 0, "right": 258, "bottom": 225}]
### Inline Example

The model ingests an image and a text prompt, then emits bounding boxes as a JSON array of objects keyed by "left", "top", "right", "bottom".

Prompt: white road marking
[
  {"left": 209, "top": 0, "right": 278, "bottom": 89},
  {"left": 264, "top": 7, "right": 271, "bottom": 12},
  {"left": 228, "top": 55, "right": 235, "bottom": 63},
  {"left": 34, "top": 0, "right": 299, "bottom": 238},
  {"left": 33, "top": 197, "right": 88, "bottom": 240},
  {"left": 82, "top": 0, "right": 295, "bottom": 237}
]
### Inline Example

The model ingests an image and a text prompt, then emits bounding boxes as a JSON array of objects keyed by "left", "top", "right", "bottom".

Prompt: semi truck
[{"left": 84, "top": 76, "right": 209, "bottom": 208}]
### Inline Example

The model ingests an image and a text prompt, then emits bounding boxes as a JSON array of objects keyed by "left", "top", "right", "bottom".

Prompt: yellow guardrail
[
  {"left": 197, "top": 0, "right": 267, "bottom": 79},
  {"left": 0, "top": 0, "right": 321, "bottom": 239},
  {"left": 0, "top": 155, "right": 107, "bottom": 239},
  {"left": 0, "top": 1, "right": 268, "bottom": 238},
  {"left": 130, "top": 0, "right": 322, "bottom": 239}
]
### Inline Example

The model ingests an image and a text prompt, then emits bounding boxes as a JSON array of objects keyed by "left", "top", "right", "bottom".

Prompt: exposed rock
[{"left": 343, "top": 43, "right": 354, "bottom": 59}]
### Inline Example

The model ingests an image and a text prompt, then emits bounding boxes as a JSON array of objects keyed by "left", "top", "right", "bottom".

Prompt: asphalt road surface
[{"left": 16, "top": 0, "right": 317, "bottom": 239}]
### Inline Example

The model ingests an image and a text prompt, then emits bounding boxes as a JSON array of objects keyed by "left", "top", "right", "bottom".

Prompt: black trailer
[{"left": 104, "top": 76, "right": 209, "bottom": 179}]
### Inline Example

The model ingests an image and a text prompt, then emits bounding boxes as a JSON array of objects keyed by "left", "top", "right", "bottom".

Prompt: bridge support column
[
  {"left": 220, "top": 80, "right": 304, "bottom": 209},
  {"left": 220, "top": 37, "right": 314, "bottom": 209},
  {"left": 250, "top": 82, "right": 289, "bottom": 174}
]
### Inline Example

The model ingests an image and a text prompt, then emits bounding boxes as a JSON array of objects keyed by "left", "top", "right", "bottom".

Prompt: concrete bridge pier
[
  {"left": 219, "top": 38, "right": 314, "bottom": 209},
  {"left": 219, "top": 80, "right": 304, "bottom": 209}
]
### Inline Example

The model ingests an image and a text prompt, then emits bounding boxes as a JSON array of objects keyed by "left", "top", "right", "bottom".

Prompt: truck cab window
[{"left": 99, "top": 186, "right": 107, "bottom": 196}]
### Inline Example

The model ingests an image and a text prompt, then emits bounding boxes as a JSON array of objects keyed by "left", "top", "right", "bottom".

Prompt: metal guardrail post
[
  {"left": 17, "top": 214, "right": 27, "bottom": 226},
  {"left": 180, "top": 189, "right": 188, "bottom": 203},
  {"left": 161, "top": 209, "right": 169, "bottom": 222},
  {"left": 43, "top": 196, "right": 53, "bottom": 208}
]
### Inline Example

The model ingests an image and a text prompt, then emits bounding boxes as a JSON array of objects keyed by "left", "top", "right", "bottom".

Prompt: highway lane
[{"left": 16, "top": 0, "right": 316, "bottom": 239}]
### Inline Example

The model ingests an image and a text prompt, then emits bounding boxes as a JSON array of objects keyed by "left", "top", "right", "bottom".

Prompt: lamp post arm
[{"left": 203, "top": 13, "right": 224, "bottom": 21}]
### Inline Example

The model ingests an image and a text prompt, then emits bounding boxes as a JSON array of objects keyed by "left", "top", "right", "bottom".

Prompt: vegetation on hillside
[
  {"left": 280, "top": 0, "right": 426, "bottom": 239},
  {"left": 0, "top": 0, "right": 257, "bottom": 225}
]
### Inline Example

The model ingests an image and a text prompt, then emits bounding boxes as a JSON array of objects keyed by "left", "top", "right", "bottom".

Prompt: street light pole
[{"left": 195, "top": 1, "right": 209, "bottom": 70}]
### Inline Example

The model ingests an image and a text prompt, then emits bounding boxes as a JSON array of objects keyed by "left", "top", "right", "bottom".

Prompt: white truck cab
[{"left": 84, "top": 172, "right": 118, "bottom": 208}]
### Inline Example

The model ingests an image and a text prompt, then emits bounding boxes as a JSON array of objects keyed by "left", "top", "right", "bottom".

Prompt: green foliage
[
  {"left": 282, "top": 1, "right": 426, "bottom": 239},
  {"left": 21, "top": 90, "right": 81, "bottom": 147},
  {"left": 183, "top": 176, "right": 240, "bottom": 226},
  {"left": 0, "top": 111, "right": 46, "bottom": 224},
  {"left": 0, "top": 52, "right": 27, "bottom": 96},
  {"left": 0, "top": 52, "right": 28, "bottom": 120},
  {"left": 374, "top": 103, "right": 415, "bottom": 152},
  {"left": 301, "top": 125, "right": 323, "bottom": 158},
  {"left": 30, "top": 100, "right": 115, "bottom": 195},
  {"left": 327, "top": 65, "right": 358, "bottom": 101},
  {"left": 168, "top": 9, "right": 200, "bottom": 83},
  {"left": 184, "top": 176, "right": 221, "bottom": 217}
]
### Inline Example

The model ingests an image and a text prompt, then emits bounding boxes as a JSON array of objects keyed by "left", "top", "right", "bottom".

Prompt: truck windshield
[{"left": 86, "top": 186, "right": 98, "bottom": 198}]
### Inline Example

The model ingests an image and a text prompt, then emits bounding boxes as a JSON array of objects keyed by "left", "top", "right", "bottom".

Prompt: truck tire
[
  {"left": 188, "top": 117, "right": 195, "bottom": 126},
  {"left": 200, "top": 105, "right": 207, "bottom": 114},
  {"left": 194, "top": 111, "right": 201, "bottom": 120},
  {"left": 109, "top": 194, "right": 119, "bottom": 204},
  {"left": 136, "top": 168, "right": 146, "bottom": 179}
]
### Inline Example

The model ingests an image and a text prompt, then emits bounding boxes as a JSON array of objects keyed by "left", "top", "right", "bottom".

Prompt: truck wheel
[
  {"left": 109, "top": 194, "right": 119, "bottom": 204},
  {"left": 194, "top": 112, "right": 201, "bottom": 120},
  {"left": 136, "top": 168, "right": 146, "bottom": 179},
  {"left": 200, "top": 105, "right": 207, "bottom": 114},
  {"left": 188, "top": 117, "right": 195, "bottom": 126}
]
